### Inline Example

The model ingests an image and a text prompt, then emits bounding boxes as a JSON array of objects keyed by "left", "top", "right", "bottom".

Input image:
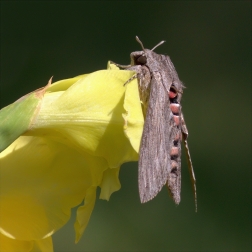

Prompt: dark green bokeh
[{"left": 1, "top": 1, "right": 251, "bottom": 251}]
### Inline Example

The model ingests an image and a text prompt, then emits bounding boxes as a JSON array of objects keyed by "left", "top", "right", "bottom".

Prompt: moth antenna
[
  {"left": 135, "top": 36, "right": 146, "bottom": 51},
  {"left": 151, "top": 40, "right": 165, "bottom": 51},
  {"left": 136, "top": 36, "right": 165, "bottom": 52},
  {"left": 183, "top": 135, "right": 197, "bottom": 212}
]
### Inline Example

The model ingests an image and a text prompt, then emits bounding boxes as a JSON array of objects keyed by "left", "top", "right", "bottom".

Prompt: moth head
[{"left": 132, "top": 36, "right": 166, "bottom": 66}]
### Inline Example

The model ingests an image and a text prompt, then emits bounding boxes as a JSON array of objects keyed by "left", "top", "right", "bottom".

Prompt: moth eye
[{"left": 136, "top": 55, "right": 147, "bottom": 65}]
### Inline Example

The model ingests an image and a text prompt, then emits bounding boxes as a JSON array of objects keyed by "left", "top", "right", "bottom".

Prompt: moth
[{"left": 115, "top": 37, "right": 197, "bottom": 210}]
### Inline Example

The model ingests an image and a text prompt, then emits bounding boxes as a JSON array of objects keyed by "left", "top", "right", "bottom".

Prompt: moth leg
[
  {"left": 181, "top": 114, "right": 197, "bottom": 212},
  {"left": 124, "top": 65, "right": 151, "bottom": 117},
  {"left": 123, "top": 73, "right": 138, "bottom": 86}
]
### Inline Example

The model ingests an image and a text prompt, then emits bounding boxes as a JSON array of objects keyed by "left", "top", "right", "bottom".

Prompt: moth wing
[{"left": 138, "top": 71, "right": 173, "bottom": 203}]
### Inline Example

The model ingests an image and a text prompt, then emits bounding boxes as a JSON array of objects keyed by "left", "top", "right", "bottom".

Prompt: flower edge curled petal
[
  {"left": 99, "top": 167, "right": 121, "bottom": 201},
  {"left": 74, "top": 186, "right": 97, "bottom": 243},
  {"left": 123, "top": 77, "right": 144, "bottom": 154}
]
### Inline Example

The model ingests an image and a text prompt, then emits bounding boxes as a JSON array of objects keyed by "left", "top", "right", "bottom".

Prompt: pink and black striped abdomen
[{"left": 166, "top": 85, "right": 183, "bottom": 204}]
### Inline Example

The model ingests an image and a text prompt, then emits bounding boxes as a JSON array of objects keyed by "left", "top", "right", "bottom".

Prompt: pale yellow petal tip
[
  {"left": 99, "top": 168, "right": 121, "bottom": 201},
  {"left": 74, "top": 187, "right": 97, "bottom": 243},
  {"left": 107, "top": 61, "right": 120, "bottom": 70}
]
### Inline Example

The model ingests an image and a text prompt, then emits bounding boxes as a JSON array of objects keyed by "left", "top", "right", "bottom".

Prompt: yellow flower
[{"left": 0, "top": 63, "right": 144, "bottom": 251}]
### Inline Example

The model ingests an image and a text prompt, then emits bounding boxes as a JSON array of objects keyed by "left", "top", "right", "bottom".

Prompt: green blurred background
[{"left": 1, "top": 1, "right": 251, "bottom": 251}]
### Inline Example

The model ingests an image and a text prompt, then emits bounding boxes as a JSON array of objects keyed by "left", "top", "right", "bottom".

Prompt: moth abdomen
[
  {"left": 166, "top": 85, "right": 183, "bottom": 204},
  {"left": 170, "top": 103, "right": 180, "bottom": 115}
]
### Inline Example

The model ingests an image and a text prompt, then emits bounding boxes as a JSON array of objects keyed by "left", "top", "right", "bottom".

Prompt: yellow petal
[
  {"left": 30, "top": 237, "right": 53, "bottom": 252},
  {"left": 0, "top": 232, "right": 33, "bottom": 252},
  {"left": 0, "top": 135, "right": 107, "bottom": 241},
  {"left": 30, "top": 67, "right": 141, "bottom": 167},
  {"left": 123, "top": 75, "right": 144, "bottom": 153},
  {"left": 0, "top": 63, "right": 144, "bottom": 250},
  {"left": 0, "top": 232, "right": 53, "bottom": 252}
]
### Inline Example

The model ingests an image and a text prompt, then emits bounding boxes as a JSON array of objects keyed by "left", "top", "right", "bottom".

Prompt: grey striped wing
[{"left": 138, "top": 71, "right": 176, "bottom": 203}]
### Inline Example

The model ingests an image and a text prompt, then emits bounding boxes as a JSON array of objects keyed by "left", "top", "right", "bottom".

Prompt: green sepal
[{"left": 0, "top": 93, "right": 41, "bottom": 152}]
